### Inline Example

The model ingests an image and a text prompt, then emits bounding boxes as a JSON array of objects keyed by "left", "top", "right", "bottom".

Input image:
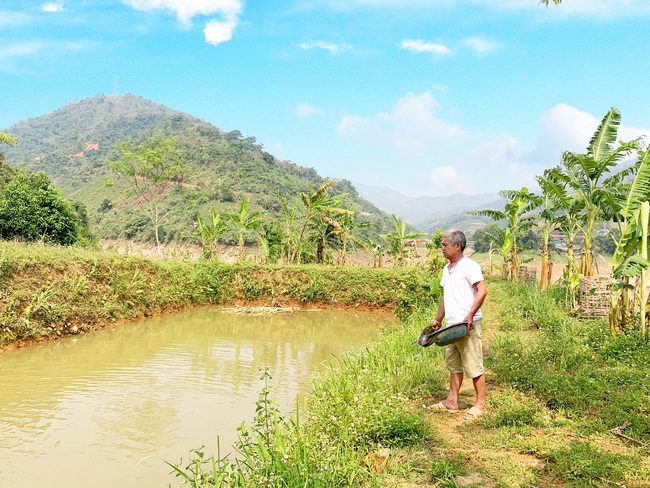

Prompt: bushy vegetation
[{"left": 0, "top": 170, "right": 92, "bottom": 245}]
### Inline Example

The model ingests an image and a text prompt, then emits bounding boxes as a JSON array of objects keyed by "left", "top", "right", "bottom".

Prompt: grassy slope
[
  {"left": 298, "top": 278, "right": 650, "bottom": 487},
  {"left": 0, "top": 241, "right": 428, "bottom": 349}
]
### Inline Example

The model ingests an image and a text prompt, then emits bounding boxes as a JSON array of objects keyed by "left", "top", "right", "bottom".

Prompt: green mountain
[{"left": 2, "top": 94, "right": 394, "bottom": 246}]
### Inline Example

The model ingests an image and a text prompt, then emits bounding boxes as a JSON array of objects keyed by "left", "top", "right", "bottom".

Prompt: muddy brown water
[{"left": 0, "top": 306, "right": 396, "bottom": 487}]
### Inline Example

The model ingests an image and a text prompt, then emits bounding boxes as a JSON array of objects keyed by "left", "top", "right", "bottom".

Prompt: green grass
[
  {"left": 4, "top": 241, "right": 649, "bottom": 487},
  {"left": 170, "top": 278, "right": 650, "bottom": 487}
]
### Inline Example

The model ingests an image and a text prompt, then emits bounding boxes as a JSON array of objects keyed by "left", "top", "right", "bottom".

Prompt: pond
[{"left": 0, "top": 306, "right": 397, "bottom": 487}]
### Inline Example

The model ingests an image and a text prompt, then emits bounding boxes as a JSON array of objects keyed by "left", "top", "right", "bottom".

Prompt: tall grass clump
[
  {"left": 0, "top": 241, "right": 222, "bottom": 346},
  {"left": 488, "top": 280, "right": 650, "bottom": 443}
]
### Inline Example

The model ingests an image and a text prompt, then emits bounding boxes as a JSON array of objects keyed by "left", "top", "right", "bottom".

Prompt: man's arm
[
  {"left": 464, "top": 280, "right": 487, "bottom": 330},
  {"left": 431, "top": 294, "right": 445, "bottom": 331}
]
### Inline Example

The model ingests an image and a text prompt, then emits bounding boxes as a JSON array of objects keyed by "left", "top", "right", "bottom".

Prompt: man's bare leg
[
  {"left": 442, "top": 372, "right": 464, "bottom": 410},
  {"left": 472, "top": 373, "right": 486, "bottom": 410}
]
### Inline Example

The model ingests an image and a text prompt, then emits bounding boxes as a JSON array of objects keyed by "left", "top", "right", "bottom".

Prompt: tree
[
  {"left": 469, "top": 187, "right": 539, "bottom": 280},
  {"left": 0, "top": 170, "right": 79, "bottom": 245},
  {"left": 290, "top": 180, "right": 349, "bottom": 264},
  {"left": 381, "top": 215, "right": 428, "bottom": 266},
  {"left": 196, "top": 208, "right": 228, "bottom": 259},
  {"left": 321, "top": 210, "right": 372, "bottom": 266},
  {"left": 0, "top": 132, "right": 18, "bottom": 189},
  {"left": 609, "top": 147, "right": 650, "bottom": 336},
  {"left": 543, "top": 108, "right": 639, "bottom": 276},
  {"left": 0, "top": 132, "right": 17, "bottom": 166},
  {"left": 472, "top": 223, "right": 502, "bottom": 253},
  {"left": 109, "top": 133, "right": 187, "bottom": 256},
  {"left": 227, "top": 197, "right": 262, "bottom": 260}
]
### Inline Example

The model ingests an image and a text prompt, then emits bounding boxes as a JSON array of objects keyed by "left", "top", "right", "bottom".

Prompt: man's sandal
[
  {"left": 463, "top": 406, "right": 485, "bottom": 420},
  {"left": 426, "top": 402, "right": 459, "bottom": 413}
]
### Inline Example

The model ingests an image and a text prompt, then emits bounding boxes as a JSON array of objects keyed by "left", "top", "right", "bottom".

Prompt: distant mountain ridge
[{"left": 353, "top": 182, "right": 503, "bottom": 232}]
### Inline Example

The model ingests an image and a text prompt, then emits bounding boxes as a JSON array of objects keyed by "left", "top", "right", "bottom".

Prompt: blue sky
[{"left": 1, "top": 1, "right": 650, "bottom": 197}]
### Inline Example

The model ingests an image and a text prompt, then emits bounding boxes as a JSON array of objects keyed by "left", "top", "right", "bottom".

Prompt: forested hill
[{"left": 2, "top": 94, "right": 394, "bottom": 245}]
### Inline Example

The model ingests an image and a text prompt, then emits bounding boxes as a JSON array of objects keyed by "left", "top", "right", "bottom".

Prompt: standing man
[{"left": 428, "top": 229, "right": 488, "bottom": 420}]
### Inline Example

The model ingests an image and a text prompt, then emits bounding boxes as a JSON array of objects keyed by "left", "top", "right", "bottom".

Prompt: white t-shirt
[{"left": 440, "top": 256, "right": 484, "bottom": 325}]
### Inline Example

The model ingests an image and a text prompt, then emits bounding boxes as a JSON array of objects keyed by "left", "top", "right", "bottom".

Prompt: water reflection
[{"left": 0, "top": 306, "right": 396, "bottom": 488}]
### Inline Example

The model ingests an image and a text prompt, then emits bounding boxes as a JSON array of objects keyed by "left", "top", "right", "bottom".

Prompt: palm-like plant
[
  {"left": 543, "top": 107, "right": 640, "bottom": 276},
  {"left": 196, "top": 208, "right": 228, "bottom": 259},
  {"left": 610, "top": 147, "right": 650, "bottom": 336},
  {"left": 227, "top": 198, "right": 262, "bottom": 260},
  {"left": 381, "top": 215, "right": 428, "bottom": 266},
  {"left": 290, "top": 180, "right": 348, "bottom": 264},
  {"left": 536, "top": 172, "right": 582, "bottom": 276},
  {"left": 322, "top": 211, "right": 372, "bottom": 266},
  {"left": 469, "top": 187, "right": 539, "bottom": 280}
]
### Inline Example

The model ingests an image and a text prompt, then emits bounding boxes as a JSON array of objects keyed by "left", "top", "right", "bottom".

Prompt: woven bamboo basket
[{"left": 578, "top": 276, "right": 610, "bottom": 317}]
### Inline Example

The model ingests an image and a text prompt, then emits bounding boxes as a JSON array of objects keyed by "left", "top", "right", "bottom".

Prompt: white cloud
[
  {"left": 530, "top": 104, "right": 649, "bottom": 166},
  {"left": 0, "top": 11, "right": 31, "bottom": 29},
  {"left": 123, "top": 0, "right": 241, "bottom": 23},
  {"left": 429, "top": 166, "right": 473, "bottom": 194},
  {"left": 400, "top": 39, "right": 451, "bottom": 55},
  {"left": 337, "top": 91, "right": 467, "bottom": 159},
  {"left": 122, "top": 0, "right": 242, "bottom": 44},
  {"left": 0, "top": 42, "right": 45, "bottom": 60},
  {"left": 42, "top": 3, "right": 64, "bottom": 12},
  {"left": 299, "top": 41, "right": 351, "bottom": 53},
  {"left": 204, "top": 17, "right": 237, "bottom": 45},
  {"left": 463, "top": 36, "right": 498, "bottom": 54},
  {"left": 296, "top": 102, "right": 323, "bottom": 117},
  {"left": 532, "top": 103, "right": 598, "bottom": 164},
  {"left": 461, "top": 104, "right": 650, "bottom": 194}
]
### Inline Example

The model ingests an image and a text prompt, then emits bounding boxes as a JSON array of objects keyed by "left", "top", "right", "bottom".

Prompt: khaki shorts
[{"left": 445, "top": 319, "right": 483, "bottom": 379}]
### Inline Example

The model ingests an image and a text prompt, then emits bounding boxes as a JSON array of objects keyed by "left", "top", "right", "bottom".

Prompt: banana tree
[
  {"left": 227, "top": 197, "right": 262, "bottom": 260},
  {"left": 544, "top": 107, "right": 639, "bottom": 276},
  {"left": 196, "top": 208, "right": 228, "bottom": 259},
  {"left": 279, "top": 195, "right": 297, "bottom": 264},
  {"left": 610, "top": 147, "right": 650, "bottom": 336},
  {"left": 322, "top": 211, "right": 372, "bottom": 266},
  {"left": 290, "top": 179, "right": 348, "bottom": 264},
  {"left": 381, "top": 215, "right": 428, "bottom": 266},
  {"left": 535, "top": 192, "right": 557, "bottom": 289},
  {"left": 612, "top": 203, "right": 649, "bottom": 339},
  {"left": 536, "top": 172, "right": 582, "bottom": 277},
  {"left": 469, "top": 187, "right": 539, "bottom": 280}
]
